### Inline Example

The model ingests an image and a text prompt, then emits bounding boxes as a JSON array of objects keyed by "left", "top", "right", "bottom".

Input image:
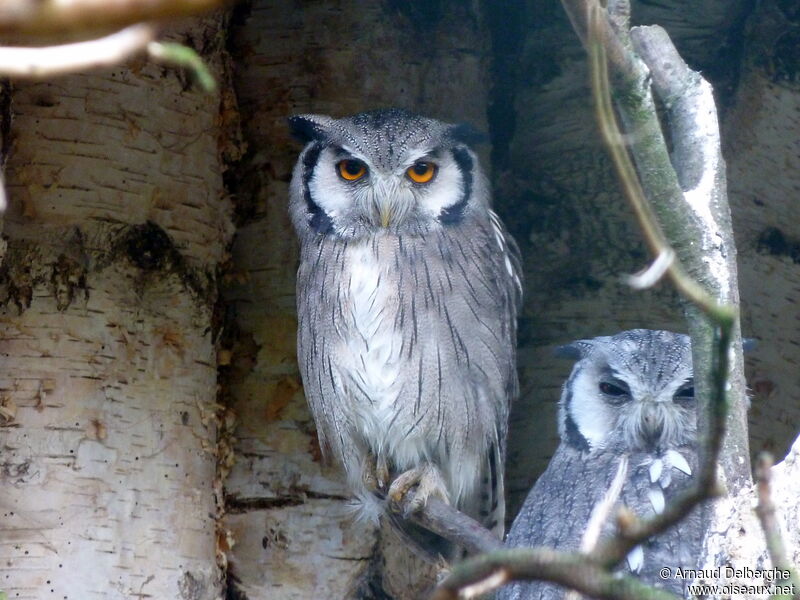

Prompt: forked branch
[{"left": 431, "top": 1, "right": 748, "bottom": 597}]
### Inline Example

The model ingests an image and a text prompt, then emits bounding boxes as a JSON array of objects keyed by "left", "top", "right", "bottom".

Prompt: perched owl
[
  {"left": 500, "top": 329, "right": 706, "bottom": 600},
  {"left": 287, "top": 109, "right": 522, "bottom": 549}
]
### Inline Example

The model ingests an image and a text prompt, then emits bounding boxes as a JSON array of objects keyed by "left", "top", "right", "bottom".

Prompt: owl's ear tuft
[
  {"left": 448, "top": 122, "right": 488, "bottom": 146},
  {"left": 554, "top": 340, "right": 593, "bottom": 360},
  {"left": 288, "top": 114, "right": 334, "bottom": 144}
]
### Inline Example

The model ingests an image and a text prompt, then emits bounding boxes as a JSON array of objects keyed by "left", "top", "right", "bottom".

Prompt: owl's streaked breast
[{"left": 338, "top": 239, "right": 405, "bottom": 440}]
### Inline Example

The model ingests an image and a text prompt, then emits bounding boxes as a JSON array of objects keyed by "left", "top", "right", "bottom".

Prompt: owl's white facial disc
[
  {"left": 559, "top": 329, "right": 697, "bottom": 454},
  {"left": 306, "top": 146, "right": 368, "bottom": 226},
  {"left": 305, "top": 144, "right": 475, "bottom": 235},
  {"left": 562, "top": 364, "right": 617, "bottom": 450},
  {"left": 290, "top": 110, "right": 488, "bottom": 238},
  {"left": 413, "top": 149, "right": 471, "bottom": 222}
]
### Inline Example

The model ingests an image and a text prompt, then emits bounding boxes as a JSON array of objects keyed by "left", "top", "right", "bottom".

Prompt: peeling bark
[
  {"left": 4, "top": 1, "right": 797, "bottom": 598},
  {"left": 0, "top": 18, "right": 233, "bottom": 600}
]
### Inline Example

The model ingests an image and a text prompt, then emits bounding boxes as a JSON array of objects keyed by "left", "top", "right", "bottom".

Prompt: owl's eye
[
  {"left": 337, "top": 159, "right": 367, "bottom": 181},
  {"left": 673, "top": 386, "right": 695, "bottom": 405},
  {"left": 599, "top": 381, "right": 629, "bottom": 397},
  {"left": 406, "top": 161, "right": 437, "bottom": 183}
]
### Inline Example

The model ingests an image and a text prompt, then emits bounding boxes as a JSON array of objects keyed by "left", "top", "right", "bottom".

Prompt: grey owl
[
  {"left": 500, "top": 329, "right": 706, "bottom": 600},
  {"left": 287, "top": 109, "right": 522, "bottom": 546}
]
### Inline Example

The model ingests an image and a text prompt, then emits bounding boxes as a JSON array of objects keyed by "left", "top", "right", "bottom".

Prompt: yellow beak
[{"left": 379, "top": 204, "right": 392, "bottom": 228}]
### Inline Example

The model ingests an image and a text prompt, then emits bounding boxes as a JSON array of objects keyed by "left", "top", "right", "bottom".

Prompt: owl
[
  {"left": 500, "top": 329, "right": 706, "bottom": 600},
  {"left": 287, "top": 109, "right": 522, "bottom": 550}
]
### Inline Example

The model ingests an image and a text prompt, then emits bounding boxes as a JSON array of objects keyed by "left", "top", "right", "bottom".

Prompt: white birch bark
[{"left": 0, "top": 19, "right": 233, "bottom": 600}]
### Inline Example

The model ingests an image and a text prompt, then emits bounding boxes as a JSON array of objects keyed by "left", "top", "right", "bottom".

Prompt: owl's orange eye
[
  {"left": 406, "top": 161, "right": 437, "bottom": 184},
  {"left": 337, "top": 159, "right": 367, "bottom": 181}
]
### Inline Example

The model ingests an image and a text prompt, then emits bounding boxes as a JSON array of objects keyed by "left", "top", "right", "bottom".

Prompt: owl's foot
[
  {"left": 388, "top": 464, "right": 449, "bottom": 517},
  {"left": 362, "top": 452, "right": 390, "bottom": 493}
]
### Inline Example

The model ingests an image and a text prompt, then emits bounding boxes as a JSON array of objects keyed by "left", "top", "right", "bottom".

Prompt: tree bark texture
[
  {"left": 1, "top": 0, "right": 799, "bottom": 598},
  {"left": 0, "top": 17, "right": 235, "bottom": 600},
  {"left": 220, "top": 0, "right": 800, "bottom": 596},
  {"left": 498, "top": 0, "right": 800, "bottom": 514}
]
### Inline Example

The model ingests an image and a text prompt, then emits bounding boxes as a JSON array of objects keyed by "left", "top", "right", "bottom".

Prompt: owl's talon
[
  {"left": 376, "top": 454, "right": 389, "bottom": 490},
  {"left": 362, "top": 453, "right": 380, "bottom": 492},
  {"left": 388, "top": 464, "right": 449, "bottom": 517}
]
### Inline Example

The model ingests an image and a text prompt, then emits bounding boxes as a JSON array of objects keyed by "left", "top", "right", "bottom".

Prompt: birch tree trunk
[
  {"left": 216, "top": 0, "right": 800, "bottom": 595},
  {"left": 0, "top": 17, "right": 235, "bottom": 600},
  {"left": 2, "top": 1, "right": 799, "bottom": 598}
]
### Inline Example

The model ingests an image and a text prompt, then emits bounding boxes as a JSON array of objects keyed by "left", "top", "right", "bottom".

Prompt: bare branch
[
  {"left": 628, "top": 24, "right": 751, "bottom": 495},
  {"left": 0, "top": 26, "right": 216, "bottom": 89},
  {"left": 0, "top": 0, "right": 228, "bottom": 37},
  {"left": 624, "top": 249, "right": 674, "bottom": 290},
  {"left": 754, "top": 453, "right": 800, "bottom": 597},
  {"left": 397, "top": 497, "right": 502, "bottom": 556},
  {"left": 431, "top": 548, "right": 680, "bottom": 600},
  {"left": 0, "top": 24, "right": 157, "bottom": 78},
  {"left": 559, "top": 0, "right": 638, "bottom": 82},
  {"left": 436, "top": 2, "right": 745, "bottom": 598},
  {"left": 587, "top": 6, "right": 734, "bottom": 324},
  {"left": 147, "top": 41, "right": 217, "bottom": 92}
]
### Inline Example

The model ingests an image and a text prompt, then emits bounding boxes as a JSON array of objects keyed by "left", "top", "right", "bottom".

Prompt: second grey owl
[
  {"left": 500, "top": 329, "right": 706, "bottom": 599},
  {"left": 288, "top": 109, "right": 522, "bottom": 539}
]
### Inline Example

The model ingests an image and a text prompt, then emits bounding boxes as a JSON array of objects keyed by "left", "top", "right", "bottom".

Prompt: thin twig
[
  {"left": 559, "top": 0, "right": 638, "bottom": 81},
  {"left": 0, "top": 168, "right": 6, "bottom": 214},
  {"left": 0, "top": 24, "right": 157, "bottom": 78},
  {"left": 754, "top": 453, "right": 800, "bottom": 599},
  {"left": 0, "top": 0, "right": 228, "bottom": 37},
  {"left": 431, "top": 548, "right": 679, "bottom": 600},
  {"left": 147, "top": 41, "right": 217, "bottom": 92},
  {"left": 434, "top": 1, "right": 740, "bottom": 597},
  {"left": 624, "top": 249, "right": 674, "bottom": 289},
  {"left": 565, "top": 456, "right": 629, "bottom": 600},
  {"left": 581, "top": 455, "right": 628, "bottom": 553}
]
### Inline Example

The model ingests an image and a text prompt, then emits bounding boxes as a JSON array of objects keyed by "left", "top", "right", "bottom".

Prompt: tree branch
[
  {"left": 0, "top": 0, "right": 228, "bottom": 37},
  {"left": 0, "top": 24, "right": 157, "bottom": 78},
  {"left": 754, "top": 453, "right": 800, "bottom": 597},
  {"left": 431, "top": 549, "right": 679, "bottom": 600},
  {"left": 433, "top": 1, "right": 748, "bottom": 597},
  {"left": 404, "top": 497, "right": 502, "bottom": 555},
  {"left": 0, "top": 24, "right": 215, "bottom": 88}
]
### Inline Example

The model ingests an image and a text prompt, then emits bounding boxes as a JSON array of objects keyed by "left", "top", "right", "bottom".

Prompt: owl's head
[
  {"left": 287, "top": 109, "right": 489, "bottom": 239},
  {"left": 557, "top": 329, "right": 696, "bottom": 454}
]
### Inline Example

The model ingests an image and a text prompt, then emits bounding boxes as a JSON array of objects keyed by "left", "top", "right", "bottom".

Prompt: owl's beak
[
  {"left": 367, "top": 177, "right": 408, "bottom": 228},
  {"left": 641, "top": 402, "right": 664, "bottom": 448},
  {"left": 379, "top": 203, "right": 392, "bottom": 228}
]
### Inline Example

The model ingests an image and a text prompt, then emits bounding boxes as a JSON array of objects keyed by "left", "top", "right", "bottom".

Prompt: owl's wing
[
  {"left": 294, "top": 235, "right": 351, "bottom": 464},
  {"left": 489, "top": 209, "right": 523, "bottom": 319},
  {"left": 500, "top": 445, "right": 624, "bottom": 600},
  {"left": 428, "top": 210, "right": 521, "bottom": 536},
  {"left": 484, "top": 209, "right": 523, "bottom": 449},
  {"left": 482, "top": 211, "right": 523, "bottom": 534},
  {"left": 621, "top": 450, "right": 706, "bottom": 596}
]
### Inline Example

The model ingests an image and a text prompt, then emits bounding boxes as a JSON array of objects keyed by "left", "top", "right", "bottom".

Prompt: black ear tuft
[
  {"left": 449, "top": 122, "right": 488, "bottom": 146},
  {"left": 554, "top": 341, "right": 591, "bottom": 360},
  {"left": 288, "top": 114, "right": 330, "bottom": 144}
]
